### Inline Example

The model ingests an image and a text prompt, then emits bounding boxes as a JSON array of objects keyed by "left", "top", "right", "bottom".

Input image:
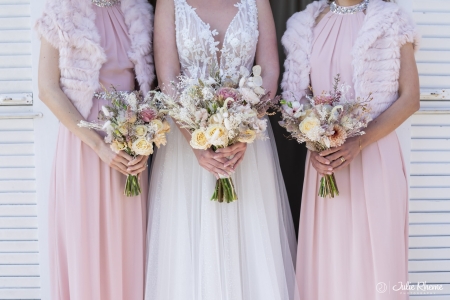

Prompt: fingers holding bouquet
[
  {"left": 195, "top": 148, "right": 234, "bottom": 179},
  {"left": 320, "top": 137, "right": 361, "bottom": 172},
  {"left": 127, "top": 155, "right": 150, "bottom": 176},
  {"left": 215, "top": 142, "right": 247, "bottom": 170}
]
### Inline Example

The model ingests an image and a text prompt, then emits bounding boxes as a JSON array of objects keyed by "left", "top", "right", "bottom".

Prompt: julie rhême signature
[{"left": 392, "top": 282, "right": 444, "bottom": 292}]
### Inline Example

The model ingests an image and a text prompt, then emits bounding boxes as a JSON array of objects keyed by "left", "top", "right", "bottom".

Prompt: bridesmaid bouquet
[
  {"left": 157, "top": 65, "right": 278, "bottom": 203},
  {"left": 78, "top": 89, "right": 170, "bottom": 197},
  {"left": 279, "top": 74, "right": 372, "bottom": 198}
]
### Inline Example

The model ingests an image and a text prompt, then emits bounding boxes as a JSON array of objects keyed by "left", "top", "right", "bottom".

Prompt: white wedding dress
[{"left": 145, "top": 0, "right": 298, "bottom": 299}]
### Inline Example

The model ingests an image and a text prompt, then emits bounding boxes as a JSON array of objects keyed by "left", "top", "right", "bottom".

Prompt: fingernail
[
  {"left": 328, "top": 168, "right": 333, "bottom": 171},
  {"left": 325, "top": 161, "right": 330, "bottom": 165}
]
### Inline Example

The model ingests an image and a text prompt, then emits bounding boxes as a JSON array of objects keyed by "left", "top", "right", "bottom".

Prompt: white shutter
[
  {"left": 410, "top": 0, "right": 450, "bottom": 297},
  {"left": 0, "top": 0, "right": 41, "bottom": 299}
]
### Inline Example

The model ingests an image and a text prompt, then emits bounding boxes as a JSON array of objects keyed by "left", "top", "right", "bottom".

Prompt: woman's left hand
[
  {"left": 214, "top": 142, "right": 248, "bottom": 170},
  {"left": 127, "top": 155, "right": 149, "bottom": 177},
  {"left": 319, "top": 137, "right": 361, "bottom": 172}
]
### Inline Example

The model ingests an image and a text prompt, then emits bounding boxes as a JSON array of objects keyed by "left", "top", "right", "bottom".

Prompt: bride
[{"left": 145, "top": 0, "right": 298, "bottom": 299}]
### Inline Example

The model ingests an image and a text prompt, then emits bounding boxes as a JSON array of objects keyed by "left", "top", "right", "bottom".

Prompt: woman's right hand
[
  {"left": 95, "top": 142, "right": 133, "bottom": 176},
  {"left": 310, "top": 151, "right": 333, "bottom": 176},
  {"left": 194, "top": 148, "right": 234, "bottom": 179}
]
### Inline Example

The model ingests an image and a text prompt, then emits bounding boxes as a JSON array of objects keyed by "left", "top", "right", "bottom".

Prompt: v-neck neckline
[{"left": 182, "top": 0, "right": 244, "bottom": 67}]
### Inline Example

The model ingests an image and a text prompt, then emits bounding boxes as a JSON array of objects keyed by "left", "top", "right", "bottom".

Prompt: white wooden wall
[
  {"left": 0, "top": 0, "right": 42, "bottom": 299},
  {"left": 409, "top": 0, "right": 450, "bottom": 298}
]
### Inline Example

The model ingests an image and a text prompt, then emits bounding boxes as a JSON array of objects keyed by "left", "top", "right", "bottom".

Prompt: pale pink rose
[
  {"left": 217, "top": 87, "right": 239, "bottom": 102},
  {"left": 140, "top": 109, "right": 157, "bottom": 123}
]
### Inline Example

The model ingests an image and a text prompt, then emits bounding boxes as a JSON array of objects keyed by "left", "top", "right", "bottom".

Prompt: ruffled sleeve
[{"left": 34, "top": 0, "right": 60, "bottom": 49}]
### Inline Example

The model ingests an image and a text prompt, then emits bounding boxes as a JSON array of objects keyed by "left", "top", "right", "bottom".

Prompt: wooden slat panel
[
  {"left": 0, "top": 68, "right": 32, "bottom": 80},
  {"left": 0, "top": 253, "right": 38, "bottom": 264},
  {"left": 0, "top": 265, "right": 39, "bottom": 276},
  {"left": 410, "top": 248, "right": 450, "bottom": 260},
  {"left": 0, "top": 180, "right": 35, "bottom": 192},
  {"left": 0, "top": 156, "right": 34, "bottom": 167},
  {"left": 0, "top": 30, "right": 30, "bottom": 43},
  {"left": 0, "top": 5, "right": 30, "bottom": 18},
  {"left": 416, "top": 51, "right": 450, "bottom": 63},
  {"left": 410, "top": 236, "right": 450, "bottom": 248},
  {"left": 0, "top": 229, "right": 37, "bottom": 241},
  {"left": 411, "top": 163, "right": 450, "bottom": 176},
  {"left": 410, "top": 260, "right": 450, "bottom": 272},
  {"left": 0, "top": 217, "right": 38, "bottom": 228},
  {"left": 418, "top": 63, "right": 450, "bottom": 76},
  {"left": 0, "top": 43, "right": 31, "bottom": 55},
  {"left": 419, "top": 76, "right": 450, "bottom": 89},
  {"left": 0, "top": 288, "right": 40, "bottom": 299},
  {"left": 411, "top": 152, "right": 450, "bottom": 163},
  {"left": 0, "top": 241, "right": 38, "bottom": 252},
  {"left": 0, "top": 80, "right": 31, "bottom": 93},
  {"left": 0, "top": 193, "right": 35, "bottom": 205},
  {"left": 410, "top": 176, "right": 450, "bottom": 188},
  {"left": 412, "top": 139, "right": 450, "bottom": 151},
  {"left": 0, "top": 131, "right": 33, "bottom": 143},
  {"left": 412, "top": 115, "right": 450, "bottom": 126},
  {"left": 410, "top": 272, "right": 450, "bottom": 283},
  {"left": 414, "top": 0, "right": 450, "bottom": 12},
  {"left": 419, "top": 25, "right": 450, "bottom": 38},
  {"left": 407, "top": 284, "right": 450, "bottom": 296},
  {"left": 0, "top": 204, "right": 37, "bottom": 217},
  {"left": 412, "top": 126, "right": 450, "bottom": 139},
  {"left": 410, "top": 200, "right": 450, "bottom": 212},
  {"left": 0, "top": 277, "right": 40, "bottom": 288},
  {"left": 420, "top": 38, "right": 450, "bottom": 50},
  {"left": 0, "top": 144, "right": 34, "bottom": 155},
  {"left": 414, "top": 12, "right": 450, "bottom": 25},
  {"left": 0, "top": 17, "right": 30, "bottom": 30},
  {"left": 410, "top": 187, "right": 450, "bottom": 200},
  {"left": 0, "top": 119, "right": 33, "bottom": 130},
  {"left": 0, "top": 168, "right": 35, "bottom": 180},
  {"left": 410, "top": 212, "right": 450, "bottom": 223},
  {"left": 410, "top": 224, "right": 450, "bottom": 236},
  {"left": 0, "top": 55, "right": 31, "bottom": 68}
]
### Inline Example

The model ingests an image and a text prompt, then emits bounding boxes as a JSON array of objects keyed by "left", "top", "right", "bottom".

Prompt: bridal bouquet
[
  {"left": 78, "top": 89, "right": 170, "bottom": 197},
  {"left": 157, "top": 65, "right": 278, "bottom": 203},
  {"left": 279, "top": 74, "right": 372, "bottom": 198}
]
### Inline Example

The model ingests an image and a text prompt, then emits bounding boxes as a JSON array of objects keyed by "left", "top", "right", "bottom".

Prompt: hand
[
  {"left": 319, "top": 137, "right": 361, "bottom": 172},
  {"left": 214, "top": 142, "right": 247, "bottom": 170},
  {"left": 127, "top": 155, "right": 149, "bottom": 177},
  {"left": 95, "top": 142, "right": 133, "bottom": 176},
  {"left": 194, "top": 148, "right": 234, "bottom": 179},
  {"left": 310, "top": 151, "right": 333, "bottom": 176}
]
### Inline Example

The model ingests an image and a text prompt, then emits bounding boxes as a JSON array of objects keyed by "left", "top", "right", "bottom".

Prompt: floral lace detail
[{"left": 175, "top": 0, "right": 259, "bottom": 84}]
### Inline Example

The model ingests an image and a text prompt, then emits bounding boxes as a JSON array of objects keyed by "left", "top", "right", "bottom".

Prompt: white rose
[
  {"left": 134, "top": 125, "right": 148, "bottom": 137},
  {"left": 190, "top": 129, "right": 210, "bottom": 150}
]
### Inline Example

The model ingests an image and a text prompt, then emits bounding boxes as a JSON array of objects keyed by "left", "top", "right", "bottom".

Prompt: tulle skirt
[{"left": 145, "top": 118, "right": 298, "bottom": 300}]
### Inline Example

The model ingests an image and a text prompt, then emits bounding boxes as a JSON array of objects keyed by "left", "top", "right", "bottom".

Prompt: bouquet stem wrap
[
  {"left": 211, "top": 175, "right": 238, "bottom": 203},
  {"left": 124, "top": 175, "right": 141, "bottom": 197},
  {"left": 319, "top": 173, "right": 339, "bottom": 199}
]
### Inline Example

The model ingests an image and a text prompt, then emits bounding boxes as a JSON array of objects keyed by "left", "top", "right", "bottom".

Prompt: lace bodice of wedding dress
[{"left": 175, "top": 0, "right": 259, "bottom": 83}]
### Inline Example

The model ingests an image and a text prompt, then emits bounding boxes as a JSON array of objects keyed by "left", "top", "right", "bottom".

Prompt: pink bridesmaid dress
[
  {"left": 48, "top": 5, "right": 148, "bottom": 300},
  {"left": 296, "top": 10, "right": 408, "bottom": 300}
]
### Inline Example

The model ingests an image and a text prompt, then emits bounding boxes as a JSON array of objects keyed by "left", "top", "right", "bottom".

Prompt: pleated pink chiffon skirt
[
  {"left": 48, "top": 98, "right": 148, "bottom": 300},
  {"left": 297, "top": 131, "right": 408, "bottom": 300}
]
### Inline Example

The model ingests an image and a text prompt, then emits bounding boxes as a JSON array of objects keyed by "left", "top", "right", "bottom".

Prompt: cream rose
[
  {"left": 151, "top": 119, "right": 164, "bottom": 131},
  {"left": 118, "top": 124, "right": 129, "bottom": 135},
  {"left": 206, "top": 124, "right": 228, "bottom": 148},
  {"left": 190, "top": 129, "right": 210, "bottom": 150},
  {"left": 299, "top": 117, "right": 321, "bottom": 135},
  {"left": 237, "top": 129, "right": 257, "bottom": 143},
  {"left": 110, "top": 140, "right": 126, "bottom": 154},
  {"left": 132, "top": 138, "right": 153, "bottom": 156},
  {"left": 134, "top": 125, "right": 148, "bottom": 137}
]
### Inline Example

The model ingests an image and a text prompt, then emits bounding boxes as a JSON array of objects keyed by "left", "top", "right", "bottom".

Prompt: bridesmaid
[
  {"left": 35, "top": 0, "right": 154, "bottom": 299},
  {"left": 282, "top": 0, "right": 419, "bottom": 299}
]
